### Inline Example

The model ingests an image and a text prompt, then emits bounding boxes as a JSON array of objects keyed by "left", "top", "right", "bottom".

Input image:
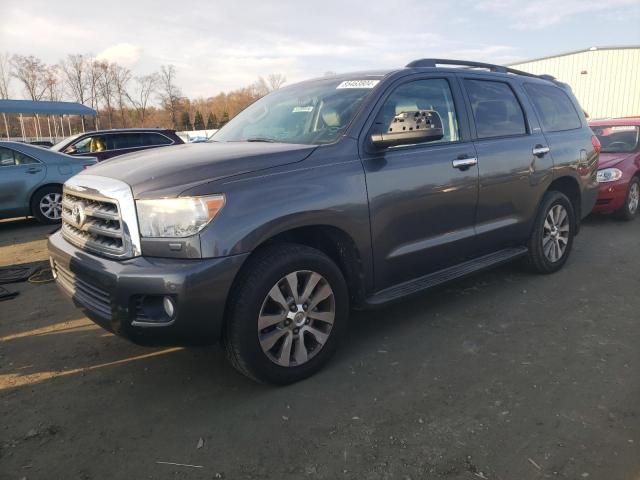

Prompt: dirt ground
[{"left": 0, "top": 215, "right": 638, "bottom": 480}]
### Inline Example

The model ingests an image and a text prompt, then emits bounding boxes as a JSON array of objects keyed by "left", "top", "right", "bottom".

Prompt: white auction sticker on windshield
[
  {"left": 292, "top": 106, "right": 314, "bottom": 113},
  {"left": 610, "top": 126, "right": 636, "bottom": 131},
  {"left": 336, "top": 80, "right": 380, "bottom": 89}
]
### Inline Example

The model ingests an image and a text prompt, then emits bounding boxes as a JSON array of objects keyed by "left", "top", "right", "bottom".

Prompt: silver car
[{"left": 0, "top": 141, "right": 97, "bottom": 224}]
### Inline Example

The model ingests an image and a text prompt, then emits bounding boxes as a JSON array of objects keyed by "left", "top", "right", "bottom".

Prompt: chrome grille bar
[{"left": 61, "top": 175, "right": 141, "bottom": 259}]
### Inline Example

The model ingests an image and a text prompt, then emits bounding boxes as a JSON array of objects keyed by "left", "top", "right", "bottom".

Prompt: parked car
[
  {"left": 50, "top": 128, "right": 184, "bottom": 161},
  {"left": 590, "top": 117, "right": 640, "bottom": 220},
  {"left": 48, "top": 59, "right": 599, "bottom": 384},
  {"left": 0, "top": 141, "right": 96, "bottom": 224}
]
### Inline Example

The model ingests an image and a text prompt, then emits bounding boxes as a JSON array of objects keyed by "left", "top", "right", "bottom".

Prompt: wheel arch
[
  {"left": 546, "top": 175, "right": 582, "bottom": 233},
  {"left": 229, "top": 224, "right": 368, "bottom": 309},
  {"left": 29, "top": 183, "right": 63, "bottom": 214}
]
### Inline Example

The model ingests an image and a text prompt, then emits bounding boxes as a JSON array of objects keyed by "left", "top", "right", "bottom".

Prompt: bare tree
[
  {"left": 250, "top": 77, "right": 270, "bottom": 97},
  {"left": 0, "top": 52, "right": 11, "bottom": 99},
  {"left": 112, "top": 64, "right": 131, "bottom": 127},
  {"left": 127, "top": 73, "right": 158, "bottom": 126},
  {"left": 60, "top": 54, "right": 89, "bottom": 104},
  {"left": 87, "top": 59, "right": 103, "bottom": 128},
  {"left": 158, "top": 64, "right": 182, "bottom": 129},
  {"left": 11, "top": 55, "right": 48, "bottom": 100},
  {"left": 44, "top": 65, "right": 63, "bottom": 101},
  {"left": 96, "top": 61, "right": 116, "bottom": 128},
  {"left": 267, "top": 73, "right": 286, "bottom": 90}
]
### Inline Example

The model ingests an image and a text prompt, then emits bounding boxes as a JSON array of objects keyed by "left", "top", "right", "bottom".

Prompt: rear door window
[
  {"left": 0, "top": 147, "right": 38, "bottom": 166},
  {"left": 523, "top": 83, "right": 582, "bottom": 132},
  {"left": 14, "top": 151, "right": 39, "bottom": 165},
  {"left": 464, "top": 79, "right": 527, "bottom": 139},
  {"left": 111, "top": 133, "right": 144, "bottom": 150},
  {"left": 0, "top": 147, "right": 16, "bottom": 166}
]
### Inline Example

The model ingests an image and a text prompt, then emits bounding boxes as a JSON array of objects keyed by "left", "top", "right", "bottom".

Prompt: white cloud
[
  {"left": 96, "top": 43, "right": 142, "bottom": 67},
  {"left": 475, "top": 0, "right": 639, "bottom": 30}
]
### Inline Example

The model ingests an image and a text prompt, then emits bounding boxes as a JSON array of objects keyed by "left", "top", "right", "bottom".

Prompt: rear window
[
  {"left": 524, "top": 83, "right": 582, "bottom": 132},
  {"left": 591, "top": 125, "right": 640, "bottom": 153},
  {"left": 464, "top": 79, "right": 527, "bottom": 139}
]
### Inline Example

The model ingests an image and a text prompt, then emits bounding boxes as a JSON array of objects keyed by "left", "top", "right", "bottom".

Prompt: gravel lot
[{"left": 0, "top": 216, "right": 638, "bottom": 480}]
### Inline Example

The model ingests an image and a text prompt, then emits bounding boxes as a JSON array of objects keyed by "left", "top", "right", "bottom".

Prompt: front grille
[
  {"left": 61, "top": 189, "right": 126, "bottom": 258},
  {"left": 53, "top": 260, "right": 112, "bottom": 319}
]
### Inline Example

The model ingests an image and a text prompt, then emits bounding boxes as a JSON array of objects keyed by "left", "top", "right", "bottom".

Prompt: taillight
[{"left": 591, "top": 135, "right": 601, "bottom": 154}]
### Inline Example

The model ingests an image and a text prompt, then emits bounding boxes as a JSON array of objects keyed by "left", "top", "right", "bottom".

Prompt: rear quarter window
[
  {"left": 524, "top": 83, "right": 582, "bottom": 132},
  {"left": 141, "top": 133, "right": 173, "bottom": 146}
]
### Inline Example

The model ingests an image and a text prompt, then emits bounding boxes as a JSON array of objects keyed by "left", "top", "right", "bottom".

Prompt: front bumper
[
  {"left": 592, "top": 179, "right": 628, "bottom": 214},
  {"left": 48, "top": 230, "right": 248, "bottom": 345}
]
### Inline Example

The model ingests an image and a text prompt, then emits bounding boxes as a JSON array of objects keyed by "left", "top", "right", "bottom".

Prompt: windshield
[
  {"left": 212, "top": 77, "right": 381, "bottom": 145},
  {"left": 592, "top": 125, "right": 640, "bottom": 153},
  {"left": 50, "top": 133, "right": 83, "bottom": 152}
]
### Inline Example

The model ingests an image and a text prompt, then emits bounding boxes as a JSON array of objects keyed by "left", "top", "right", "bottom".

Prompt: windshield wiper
[{"left": 245, "top": 137, "right": 278, "bottom": 143}]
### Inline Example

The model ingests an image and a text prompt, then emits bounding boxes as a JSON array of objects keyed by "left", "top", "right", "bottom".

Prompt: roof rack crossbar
[{"left": 405, "top": 58, "right": 556, "bottom": 81}]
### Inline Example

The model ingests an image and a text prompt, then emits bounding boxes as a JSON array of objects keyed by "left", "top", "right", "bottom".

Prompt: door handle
[
  {"left": 532, "top": 145, "right": 550, "bottom": 157},
  {"left": 26, "top": 167, "right": 42, "bottom": 174},
  {"left": 452, "top": 157, "right": 478, "bottom": 169}
]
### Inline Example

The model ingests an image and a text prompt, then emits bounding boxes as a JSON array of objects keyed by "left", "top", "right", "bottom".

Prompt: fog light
[{"left": 163, "top": 296, "right": 175, "bottom": 318}]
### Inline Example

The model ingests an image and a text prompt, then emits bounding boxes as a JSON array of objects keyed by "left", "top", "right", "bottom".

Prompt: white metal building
[{"left": 507, "top": 46, "right": 640, "bottom": 120}]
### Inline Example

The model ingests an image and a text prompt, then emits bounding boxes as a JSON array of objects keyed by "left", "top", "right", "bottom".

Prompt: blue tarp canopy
[{"left": 0, "top": 99, "right": 96, "bottom": 116}]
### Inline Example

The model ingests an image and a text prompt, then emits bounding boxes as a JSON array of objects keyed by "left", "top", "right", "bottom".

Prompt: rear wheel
[
  {"left": 224, "top": 244, "right": 348, "bottom": 384},
  {"left": 616, "top": 177, "right": 639, "bottom": 221},
  {"left": 31, "top": 185, "right": 63, "bottom": 224},
  {"left": 524, "top": 191, "right": 575, "bottom": 274}
]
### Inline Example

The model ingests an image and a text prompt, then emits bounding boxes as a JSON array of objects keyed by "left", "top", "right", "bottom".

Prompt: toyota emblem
[{"left": 72, "top": 202, "right": 86, "bottom": 227}]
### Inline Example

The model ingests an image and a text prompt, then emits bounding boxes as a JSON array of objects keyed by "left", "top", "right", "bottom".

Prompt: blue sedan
[{"left": 0, "top": 141, "right": 97, "bottom": 224}]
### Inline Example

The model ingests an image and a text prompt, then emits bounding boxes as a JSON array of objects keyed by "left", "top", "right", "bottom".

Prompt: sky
[{"left": 1, "top": 0, "right": 639, "bottom": 99}]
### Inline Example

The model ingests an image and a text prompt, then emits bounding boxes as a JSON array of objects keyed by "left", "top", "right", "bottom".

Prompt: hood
[
  {"left": 78, "top": 142, "right": 316, "bottom": 198},
  {"left": 598, "top": 152, "right": 636, "bottom": 170}
]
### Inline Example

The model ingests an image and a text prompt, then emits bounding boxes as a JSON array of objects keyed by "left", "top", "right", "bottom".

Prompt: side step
[{"left": 365, "top": 247, "right": 528, "bottom": 307}]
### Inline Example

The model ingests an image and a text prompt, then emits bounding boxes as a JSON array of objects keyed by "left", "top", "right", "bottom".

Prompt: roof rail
[{"left": 405, "top": 58, "right": 556, "bottom": 81}]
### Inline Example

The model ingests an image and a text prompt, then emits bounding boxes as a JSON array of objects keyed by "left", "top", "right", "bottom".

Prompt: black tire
[
  {"left": 615, "top": 176, "right": 640, "bottom": 221},
  {"left": 224, "top": 243, "right": 349, "bottom": 384},
  {"left": 30, "top": 185, "right": 63, "bottom": 224},
  {"left": 524, "top": 191, "right": 576, "bottom": 274}
]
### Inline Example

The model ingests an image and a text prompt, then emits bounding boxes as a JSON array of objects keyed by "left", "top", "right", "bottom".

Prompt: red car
[{"left": 590, "top": 117, "right": 640, "bottom": 220}]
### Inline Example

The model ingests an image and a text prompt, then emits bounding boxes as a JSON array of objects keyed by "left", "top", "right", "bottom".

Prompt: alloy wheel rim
[
  {"left": 628, "top": 182, "right": 639, "bottom": 214},
  {"left": 542, "top": 204, "right": 570, "bottom": 263},
  {"left": 257, "top": 270, "right": 335, "bottom": 367},
  {"left": 40, "top": 193, "right": 62, "bottom": 220}
]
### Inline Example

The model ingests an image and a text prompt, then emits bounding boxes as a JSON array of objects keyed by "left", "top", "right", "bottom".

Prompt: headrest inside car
[{"left": 322, "top": 109, "right": 341, "bottom": 127}]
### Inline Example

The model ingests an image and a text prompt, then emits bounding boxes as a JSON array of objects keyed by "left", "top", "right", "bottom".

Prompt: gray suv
[{"left": 48, "top": 59, "right": 599, "bottom": 384}]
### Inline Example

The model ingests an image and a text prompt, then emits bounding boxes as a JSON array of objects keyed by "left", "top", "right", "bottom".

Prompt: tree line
[{"left": 0, "top": 52, "right": 286, "bottom": 136}]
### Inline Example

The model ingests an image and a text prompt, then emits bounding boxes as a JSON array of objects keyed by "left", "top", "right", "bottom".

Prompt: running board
[{"left": 365, "top": 247, "right": 528, "bottom": 307}]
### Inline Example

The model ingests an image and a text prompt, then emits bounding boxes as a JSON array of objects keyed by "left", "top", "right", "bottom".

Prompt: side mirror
[
  {"left": 64, "top": 145, "right": 77, "bottom": 155},
  {"left": 371, "top": 110, "right": 444, "bottom": 148}
]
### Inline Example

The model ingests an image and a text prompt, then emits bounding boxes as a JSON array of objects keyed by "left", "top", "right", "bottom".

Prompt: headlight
[
  {"left": 136, "top": 195, "right": 225, "bottom": 238},
  {"left": 596, "top": 168, "right": 623, "bottom": 183}
]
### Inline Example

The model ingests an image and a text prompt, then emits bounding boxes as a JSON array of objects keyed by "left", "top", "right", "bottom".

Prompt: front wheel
[
  {"left": 524, "top": 191, "right": 576, "bottom": 274},
  {"left": 224, "top": 244, "right": 348, "bottom": 384},
  {"left": 616, "top": 177, "right": 639, "bottom": 221}
]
